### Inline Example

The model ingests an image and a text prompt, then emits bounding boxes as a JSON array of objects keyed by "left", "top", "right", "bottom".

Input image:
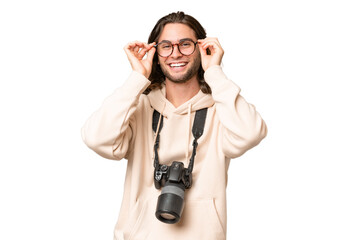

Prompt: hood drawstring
[{"left": 185, "top": 103, "right": 192, "bottom": 164}]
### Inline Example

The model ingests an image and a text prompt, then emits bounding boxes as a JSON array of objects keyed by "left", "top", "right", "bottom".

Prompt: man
[{"left": 82, "top": 11, "right": 267, "bottom": 240}]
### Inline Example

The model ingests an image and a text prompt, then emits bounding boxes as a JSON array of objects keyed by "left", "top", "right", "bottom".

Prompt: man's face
[{"left": 157, "top": 23, "right": 201, "bottom": 83}]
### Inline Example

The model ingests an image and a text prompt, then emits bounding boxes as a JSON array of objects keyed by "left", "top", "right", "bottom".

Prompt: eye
[
  {"left": 159, "top": 43, "right": 171, "bottom": 49},
  {"left": 180, "top": 41, "right": 192, "bottom": 48}
]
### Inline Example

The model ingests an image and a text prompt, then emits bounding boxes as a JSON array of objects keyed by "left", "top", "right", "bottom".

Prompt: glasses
[{"left": 154, "top": 38, "right": 198, "bottom": 57}]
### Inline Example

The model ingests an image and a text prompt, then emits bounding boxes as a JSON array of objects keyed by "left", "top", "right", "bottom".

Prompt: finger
[
  {"left": 148, "top": 42, "right": 156, "bottom": 48},
  {"left": 199, "top": 44, "right": 215, "bottom": 56},
  {"left": 137, "top": 42, "right": 154, "bottom": 59},
  {"left": 145, "top": 47, "right": 156, "bottom": 63},
  {"left": 124, "top": 41, "right": 137, "bottom": 50},
  {"left": 199, "top": 42, "right": 208, "bottom": 56},
  {"left": 124, "top": 43, "right": 142, "bottom": 62},
  {"left": 125, "top": 41, "right": 146, "bottom": 52},
  {"left": 199, "top": 37, "right": 221, "bottom": 47},
  {"left": 124, "top": 43, "right": 137, "bottom": 59},
  {"left": 201, "top": 43, "right": 222, "bottom": 56},
  {"left": 138, "top": 48, "right": 149, "bottom": 59},
  {"left": 147, "top": 42, "right": 157, "bottom": 54},
  {"left": 125, "top": 42, "right": 150, "bottom": 61},
  {"left": 199, "top": 40, "right": 220, "bottom": 49},
  {"left": 141, "top": 42, "right": 154, "bottom": 52}
]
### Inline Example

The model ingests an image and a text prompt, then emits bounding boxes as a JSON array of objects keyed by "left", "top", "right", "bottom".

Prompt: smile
[{"left": 169, "top": 62, "right": 188, "bottom": 68}]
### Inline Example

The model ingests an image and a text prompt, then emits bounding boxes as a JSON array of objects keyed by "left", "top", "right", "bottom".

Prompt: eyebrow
[{"left": 158, "top": 38, "right": 195, "bottom": 44}]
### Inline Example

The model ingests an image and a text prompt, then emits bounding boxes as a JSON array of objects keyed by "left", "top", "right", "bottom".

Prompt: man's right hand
[{"left": 124, "top": 41, "right": 156, "bottom": 79}]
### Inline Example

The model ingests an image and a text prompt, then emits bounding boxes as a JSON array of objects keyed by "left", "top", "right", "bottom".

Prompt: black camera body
[
  {"left": 154, "top": 161, "right": 192, "bottom": 224},
  {"left": 154, "top": 161, "right": 192, "bottom": 190}
]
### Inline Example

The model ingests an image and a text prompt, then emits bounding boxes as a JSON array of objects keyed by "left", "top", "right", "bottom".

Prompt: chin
[
  {"left": 167, "top": 77, "right": 191, "bottom": 84},
  {"left": 165, "top": 71, "right": 196, "bottom": 84}
]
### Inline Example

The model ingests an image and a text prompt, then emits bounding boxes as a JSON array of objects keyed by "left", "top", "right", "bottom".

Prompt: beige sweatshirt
[{"left": 81, "top": 66, "right": 267, "bottom": 240}]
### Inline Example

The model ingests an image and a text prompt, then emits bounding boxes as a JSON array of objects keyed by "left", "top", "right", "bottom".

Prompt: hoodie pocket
[{"left": 145, "top": 198, "right": 226, "bottom": 240}]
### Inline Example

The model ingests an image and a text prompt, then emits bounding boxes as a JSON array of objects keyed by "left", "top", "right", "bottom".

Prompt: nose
[{"left": 170, "top": 44, "right": 183, "bottom": 58}]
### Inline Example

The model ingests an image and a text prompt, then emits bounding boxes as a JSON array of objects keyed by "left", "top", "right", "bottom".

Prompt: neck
[{"left": 165, "top": 77, "right": 200, "bottom": 108}]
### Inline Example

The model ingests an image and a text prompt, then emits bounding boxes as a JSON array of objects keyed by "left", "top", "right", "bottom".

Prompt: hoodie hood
[{"left": 147, "top": 85, "right": 215, "bottom": 117}]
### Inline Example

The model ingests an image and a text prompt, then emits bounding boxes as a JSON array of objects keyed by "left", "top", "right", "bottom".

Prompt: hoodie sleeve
[
  {"left": 81, "top": 71, "right": 151, "bottom": 160},
  {"left": 204, "top": 66, "right": 267, "bottom": 158}
]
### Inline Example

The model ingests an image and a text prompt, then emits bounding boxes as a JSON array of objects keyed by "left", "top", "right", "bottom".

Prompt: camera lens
[
  {"left": 155, "top": 182, "right": 185, "bottom": 224},
  {"left": 160, "top": 213, "right": 176, "bottom": 220}
]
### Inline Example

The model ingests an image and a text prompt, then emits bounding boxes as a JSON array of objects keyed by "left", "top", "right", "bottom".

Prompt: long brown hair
[{"left": 144, "top": 11, "right": 211, "bottom": 95}]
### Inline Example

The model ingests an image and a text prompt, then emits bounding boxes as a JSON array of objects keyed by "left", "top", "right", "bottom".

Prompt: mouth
[{"left": 168, "top": 62, "right": 188, "bottom": 69}]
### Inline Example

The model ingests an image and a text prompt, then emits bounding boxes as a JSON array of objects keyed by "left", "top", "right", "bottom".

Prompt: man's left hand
[{"left": 198, "top": 38, "right": 224, "bottom": 72}]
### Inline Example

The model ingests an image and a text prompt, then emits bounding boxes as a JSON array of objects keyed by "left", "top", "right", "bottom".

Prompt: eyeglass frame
[{"left": 154, "top": 38, "right": 198, "bottom": 57}]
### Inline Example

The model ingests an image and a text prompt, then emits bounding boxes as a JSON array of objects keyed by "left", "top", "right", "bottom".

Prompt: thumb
[
  {"left": 146, "top": 47, "right": 156, "bottom": 63},
  {"left": 199, "top": 43, "right": 208, "bottom": 58}
]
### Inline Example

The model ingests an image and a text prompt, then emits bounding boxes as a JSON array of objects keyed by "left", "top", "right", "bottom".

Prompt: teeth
[{"left": 170, "top": 63, "right": 186, "bottom": 67}]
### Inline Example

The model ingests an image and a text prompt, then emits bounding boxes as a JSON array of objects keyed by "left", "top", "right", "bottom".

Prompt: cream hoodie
[{"left": 81, "top": 66, "right": 267, "bottom": 240}]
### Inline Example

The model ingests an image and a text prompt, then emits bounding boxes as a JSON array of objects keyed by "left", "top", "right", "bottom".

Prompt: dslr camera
[{"left": 154, "top": 161, "right": 192, "bottom": 224}]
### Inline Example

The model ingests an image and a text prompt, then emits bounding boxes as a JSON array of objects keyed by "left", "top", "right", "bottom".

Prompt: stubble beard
[{"left": 160, "top": 53, "right": 202, "bottom": 84}]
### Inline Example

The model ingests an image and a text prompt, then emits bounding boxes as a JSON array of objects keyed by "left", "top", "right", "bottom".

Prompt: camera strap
[
  {"left": 152, "top": 108, "right": 208, "bottom": 173},
  {"left": 152, "top": 110, "right": 164, "bottom": 169}
]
